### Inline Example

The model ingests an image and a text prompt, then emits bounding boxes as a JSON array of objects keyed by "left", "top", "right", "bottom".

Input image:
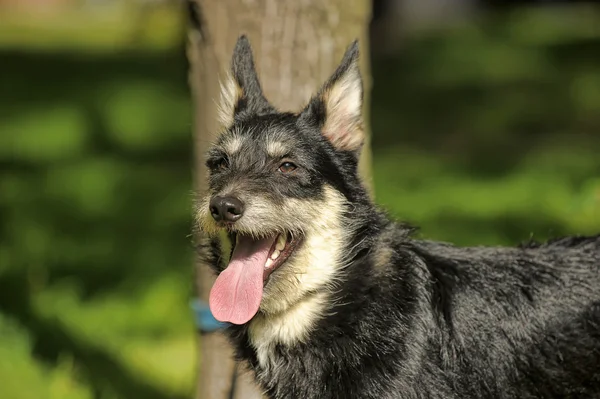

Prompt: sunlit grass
[
  {"left": 0, "top": 315, "right": 92, "bottom": 399},
  {"left": 374, "top": 145, "right": 600, "bottom": 246},
  {"left": 32, "top": 275, "right": 197, "bottom": 397}
]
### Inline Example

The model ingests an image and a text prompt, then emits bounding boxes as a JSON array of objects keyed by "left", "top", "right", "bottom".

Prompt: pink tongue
[{"left": 209, "top": 235, "right": 275, "bottom": 324}]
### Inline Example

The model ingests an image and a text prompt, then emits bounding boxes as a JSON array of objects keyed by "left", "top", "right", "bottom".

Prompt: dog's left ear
[
  {"left": 218, "top": 35, "right": 275, "bottom": 127},
  {"left": 300, "top": 41, "right": 363, "bottom": 153}
]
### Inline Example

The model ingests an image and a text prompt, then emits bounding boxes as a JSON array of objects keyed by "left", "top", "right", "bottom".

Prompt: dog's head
[{"left": 197, "top": 36, "right": 369, "bottom": 325}]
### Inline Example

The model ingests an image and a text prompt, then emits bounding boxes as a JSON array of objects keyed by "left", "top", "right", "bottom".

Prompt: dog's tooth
[
  {"left": 276, "top": 235, "right": 286, "bottom": 251},
  {"left": 271, "top": 250, "right": 280, "bottom": 260},
  {"left": 265, "top": 258, "right": 273, "bottom": 268}
]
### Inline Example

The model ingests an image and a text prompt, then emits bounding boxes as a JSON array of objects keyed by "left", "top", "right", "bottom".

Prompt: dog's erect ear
[
  {"left": 218, "top": 35, "right": 274, "bottom": 127},
  {"left": 300, "top": 41, "right": 363, "bottom": 153}
]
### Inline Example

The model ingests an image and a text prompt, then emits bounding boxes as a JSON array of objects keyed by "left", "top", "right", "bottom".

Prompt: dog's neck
[
  {"left": 245, "top": 206, "right": 385, "bottom": 370},
  {"left": 248, "top": 291, "right": 329, "bottom": 369}
]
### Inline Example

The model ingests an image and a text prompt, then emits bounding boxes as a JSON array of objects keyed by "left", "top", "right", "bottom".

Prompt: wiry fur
[
  {"left": 217, "top": 72, "right": 241, "bottom": 128},
  {"left": 307, "top": 40, "right": 364, "bottom": 152},
  {"left": 196, "top": 35, "right": 600, "bottom": 399}
]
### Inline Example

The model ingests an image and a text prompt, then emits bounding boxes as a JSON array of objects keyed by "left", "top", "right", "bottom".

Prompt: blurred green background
[{"left": 0, "top": 1, "right": 599, "bottom": 398}]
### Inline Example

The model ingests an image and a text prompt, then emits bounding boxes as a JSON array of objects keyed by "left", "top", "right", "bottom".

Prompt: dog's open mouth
[
  {"left": 262, "top": 232, "right": 301, "bottom": 282},
  {"left": 209, "top": 231, "right": 302, "bottom": 325}
]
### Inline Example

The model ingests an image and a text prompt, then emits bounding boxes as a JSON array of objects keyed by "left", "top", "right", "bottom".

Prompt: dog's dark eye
[
  {"left": 216, "top": 158, "right": 228, "bottom": 170},
  {"left": 279, "top": 161, "right": 297, "bottom": 174}
]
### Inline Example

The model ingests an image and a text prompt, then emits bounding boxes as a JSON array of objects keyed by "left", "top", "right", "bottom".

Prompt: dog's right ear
[
  {"left": 299, "top": 41, "right": 364, "bottom": 155},
  {"left": 218, "top": 35, "right": 274, "bottom": 127}
]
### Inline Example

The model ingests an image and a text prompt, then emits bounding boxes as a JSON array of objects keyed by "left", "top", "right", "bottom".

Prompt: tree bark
[{"left": 188, "top": 1, "right": 373, "bottom": 398}]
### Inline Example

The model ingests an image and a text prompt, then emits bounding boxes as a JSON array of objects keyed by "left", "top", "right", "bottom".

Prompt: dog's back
[{"left": 397, "top": 234, "right": 600, "bottom": 398}]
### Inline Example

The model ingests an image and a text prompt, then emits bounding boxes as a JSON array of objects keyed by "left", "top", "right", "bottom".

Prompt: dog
[{"left": 195, "top": 35, "right": 600, "bottom": 399}]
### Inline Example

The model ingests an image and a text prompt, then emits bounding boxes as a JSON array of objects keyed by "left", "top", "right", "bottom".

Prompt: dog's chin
[{"left": 229, "top": 230, "right": 304, "bottom": 285}]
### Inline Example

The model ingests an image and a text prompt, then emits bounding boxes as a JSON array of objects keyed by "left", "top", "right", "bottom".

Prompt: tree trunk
[{"left": 187, "top": 1, "right": 373, "bottom": 398}]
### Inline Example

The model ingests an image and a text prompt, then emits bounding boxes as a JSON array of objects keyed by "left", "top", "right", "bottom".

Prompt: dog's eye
[
  {"left": 279, "top": 161, "right": 297, "bottom": 174},
  {"left": 217, "top": 158, "right": 228, "bottom": 170}
]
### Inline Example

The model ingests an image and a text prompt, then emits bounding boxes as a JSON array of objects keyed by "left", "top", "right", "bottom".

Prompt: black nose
[{"left": 209, "top": 196, "right": 245, "bottom": 222}]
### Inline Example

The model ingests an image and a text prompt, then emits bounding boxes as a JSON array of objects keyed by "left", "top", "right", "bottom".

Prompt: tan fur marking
[
  {"left": 217, "top": 73, "right": 242, "bottom": 128},
  {"left": 322, "top": 65, "right": 364, "bottom": 151},
  {"left": 373, "top": 243, "right": 394, "bottom": 270},
  {"left": 220, "top": 134, "right": 244, "bottom": 155},
  {"left": 249, "top": 292, "right": 327, "bottom": 368},
  {"left": 265, "top": 141, "right": 288, "bottom": 158}
]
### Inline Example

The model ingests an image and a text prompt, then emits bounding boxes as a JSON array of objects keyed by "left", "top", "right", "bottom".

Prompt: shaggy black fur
[
  {"left": 200, "top": 36, "right": 600, "bottom": 399},
  {"left": 222, "top": 231, "right": 600, "bottom": 399}
]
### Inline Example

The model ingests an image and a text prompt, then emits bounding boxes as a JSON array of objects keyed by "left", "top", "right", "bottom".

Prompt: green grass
[
  {"left": 32, "top": 275, "right": 197, "bottom": 397},
  {"left": 0, "top": 314, "right": 92, "bottom": 399},
  {"left": 374, "top": 144, "right": 600, "bottom": 246}
]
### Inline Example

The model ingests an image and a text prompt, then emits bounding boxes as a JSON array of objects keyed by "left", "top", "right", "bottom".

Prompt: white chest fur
[{"left": 248, "top": 292, "right": 327, "bottom": 369}]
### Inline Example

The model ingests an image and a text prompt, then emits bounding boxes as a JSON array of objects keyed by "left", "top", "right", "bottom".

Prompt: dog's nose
[{"left": 209, "top": 196, "right": 245, "bottom": 222}]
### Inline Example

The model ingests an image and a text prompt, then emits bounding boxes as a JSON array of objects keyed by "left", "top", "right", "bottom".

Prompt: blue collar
[{"left": 190, "top": 299, "right": 230, "bottom": 333}]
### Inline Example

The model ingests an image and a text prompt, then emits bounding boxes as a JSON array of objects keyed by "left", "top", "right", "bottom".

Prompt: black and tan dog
[{"left": 195, "top": 35, "right": 600, "bottom": 399}]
